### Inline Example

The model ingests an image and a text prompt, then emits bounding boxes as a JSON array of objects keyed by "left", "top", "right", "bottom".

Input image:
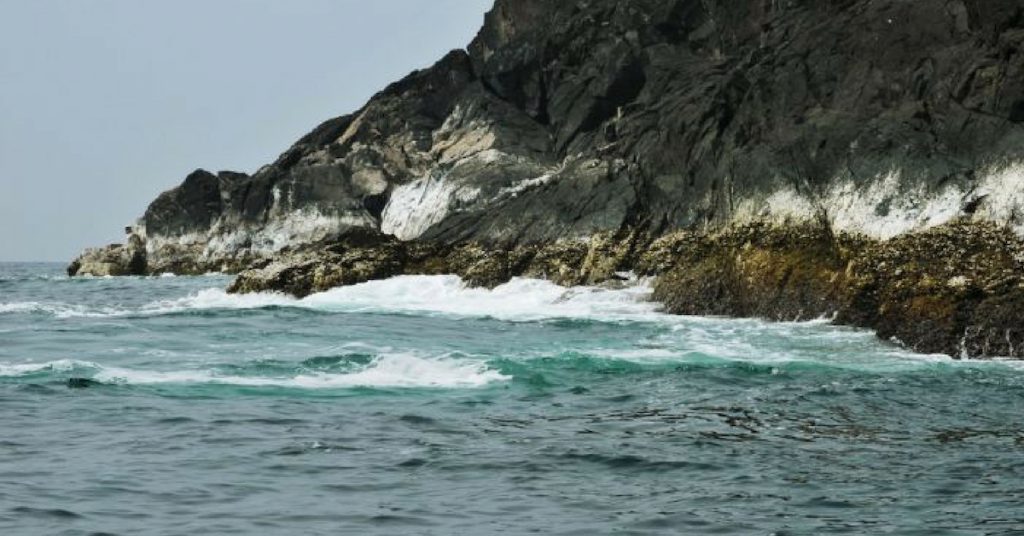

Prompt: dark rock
[
  {"left": 653, "top": 220, "right": 1024, "bottom": 358},
  {"left": 653, "top": 223, "right": 857, "bottom": 321},
  {"left": 67, "top": 233, "right": 146, "bottom": 277},
  {"left": 67, "top": 378, "right": 101, "bottom": 389},
  {"left": 68, "top": 1, "right": 1024, "bottom": 359},
  {"left": 73, "top": 0, "right": 1024, "bottom": 275},
  {"left": 144, "top": 169, "right": 231, "bottom": 238}
]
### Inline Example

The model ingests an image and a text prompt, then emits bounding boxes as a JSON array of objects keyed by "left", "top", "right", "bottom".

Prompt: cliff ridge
[{"left": 69, "top": 0, "right": 1024, "bottom": 358}]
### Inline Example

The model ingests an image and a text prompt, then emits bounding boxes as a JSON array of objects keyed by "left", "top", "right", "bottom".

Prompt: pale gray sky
[{"left": 0, "top": 0, "right": 492, "bottom": 261}]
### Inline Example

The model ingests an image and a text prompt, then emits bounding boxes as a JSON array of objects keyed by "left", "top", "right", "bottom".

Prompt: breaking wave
[
  {"left": 0, "top": 353, "right": 508, "bottom": 390},
  {"left": 0, "top": 275, "right": 664, "bottom": 322},
  {"left": 299, "top": 275, "right": 662, "bottom": 321}
]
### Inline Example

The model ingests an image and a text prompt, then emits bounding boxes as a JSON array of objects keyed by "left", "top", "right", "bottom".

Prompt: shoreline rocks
[
  {"left": 65, "top": 201, "right": 1024, "bottom": 361},
  {"left": 67, "top": 0, "right": 1024, "bottom": 359},
  {"left": 653, "top": 220, "right": 1024, "bottom": 358},
  {"left": 218, "top": 220, "right": 1024, "bottom": 360}
]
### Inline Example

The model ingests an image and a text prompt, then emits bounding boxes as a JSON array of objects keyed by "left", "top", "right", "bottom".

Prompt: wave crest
[
  {"left": 0, "top": 354, "right": 508, "bottom": 390},
  {"left": 1, "top": 275, "right": 663, "bottom": 322},
  {"left": 300, "top": 275, "right": 661, "bottom": 321}
]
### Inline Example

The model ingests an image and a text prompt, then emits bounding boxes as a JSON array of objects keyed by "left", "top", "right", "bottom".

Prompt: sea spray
[{"left": 4, "top": 263, "right": 1024, "bottom": 535}]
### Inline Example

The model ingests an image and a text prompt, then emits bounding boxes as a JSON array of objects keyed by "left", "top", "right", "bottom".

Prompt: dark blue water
[{"left": 2, "top": 262, "right": 1024, "bottom": 535}]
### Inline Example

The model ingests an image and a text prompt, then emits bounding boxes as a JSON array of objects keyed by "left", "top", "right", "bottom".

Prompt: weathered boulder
[
  {"left": 653, "top": 220, "right": 1024, "bottom": 358},
  {"left": 652, "top": 223, "right": 858, "bottom": 321},
  {"left": 67, "top": 234, "right": 146, "bottom": 277}
]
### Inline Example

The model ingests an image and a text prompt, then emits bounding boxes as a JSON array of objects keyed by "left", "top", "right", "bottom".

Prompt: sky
[{"left": 0, "top": 0, "right": 493, "bottom": 261}]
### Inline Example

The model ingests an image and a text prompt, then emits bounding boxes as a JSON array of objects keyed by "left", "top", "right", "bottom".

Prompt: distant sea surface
[{"left": 2, "top": 262, "right": 1023, "bottom": 535}]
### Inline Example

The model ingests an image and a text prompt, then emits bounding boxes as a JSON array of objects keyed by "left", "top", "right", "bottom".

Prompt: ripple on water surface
[{"left": 1, "top": 264, "right": 1023, "bottom": 535}]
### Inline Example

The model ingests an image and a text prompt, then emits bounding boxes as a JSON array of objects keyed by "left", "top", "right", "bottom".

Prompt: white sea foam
[
  {"left": 0, "top": 354, "right": 507, "bottom": 389},
  {"left": 6, "top": 273, "right": 1020, "bottom": 366},
  {"left": 139, "top": 288, "right": 295, "bottom": 315},
  {"left": 0, "top": 301, "right": 124, "bottom": 318},
  {"left": 0, "top": 359, "right": 100, "bottom": 376},
  {"left": 300, "top": 275, "right": 662, "bottom": 321},
  {"left": 659, "top": 318, "right": 966, "bottom": 371},
  {"left": 0, "top": 288, "right": 294, "bottom": 319},
  {"left": 3, "top": 275, "right": 664, "bottom": 322},
  {"left": 0, "top": 302, "right": 48, "bottom": 314},
  {"left": 113, "top": 354, "right": 505, "bottom": 389}
]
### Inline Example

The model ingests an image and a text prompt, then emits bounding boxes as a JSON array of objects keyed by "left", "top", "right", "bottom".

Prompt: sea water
[{"left": 1, "top": 262, "right": 1023, "bottom": 535}]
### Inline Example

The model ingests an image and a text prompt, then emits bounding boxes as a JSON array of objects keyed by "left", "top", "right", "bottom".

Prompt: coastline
[
  {"left": 206, "top": 218, "right": 1024, "bottom": 360},
  {"left": 65, "top": 0, "right": 1024, "bottom": 360},
  {"left": 69, "top": 218, "right": 1024, "bottom": 360}
]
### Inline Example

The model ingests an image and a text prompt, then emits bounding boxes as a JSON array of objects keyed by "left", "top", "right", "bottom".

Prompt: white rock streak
[
  {"left": 146, "top": 209, "right": 374, "bottom": 260},
  {"left": 381, "top": 175, "right": 462, "bottom": 241}
]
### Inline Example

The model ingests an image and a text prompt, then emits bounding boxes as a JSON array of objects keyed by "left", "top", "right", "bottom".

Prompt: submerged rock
[
  {"left": 66, "top": 378, "right": 101, "bottom": 389},
  {"left": 70, "top": 0, "right": 1024, "bottom": 276}
]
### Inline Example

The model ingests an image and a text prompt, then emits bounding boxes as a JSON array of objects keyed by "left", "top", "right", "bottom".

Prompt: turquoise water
[{"left": 2, "top": 262, "right": 1023, "bottom": 535}]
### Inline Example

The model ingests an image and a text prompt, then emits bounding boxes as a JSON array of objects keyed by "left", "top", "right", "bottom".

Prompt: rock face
[
  {"left": 652, "top": 221, "right": 1024, "bottom": 358},
  {"left": 66, "top": 234, "right": 146, "bottom": 277},
  {"left": 69, "top": 0, "right": 1024, "bottom": 358}
]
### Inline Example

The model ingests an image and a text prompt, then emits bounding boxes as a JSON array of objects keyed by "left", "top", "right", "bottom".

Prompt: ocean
[{"left": 2, "top": 262, "right": 1023, "bottom": 535}]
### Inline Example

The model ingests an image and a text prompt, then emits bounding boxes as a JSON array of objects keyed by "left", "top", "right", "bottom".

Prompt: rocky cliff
[{"left": 71, "top": 0, "right": 1024, "bottom": 358}]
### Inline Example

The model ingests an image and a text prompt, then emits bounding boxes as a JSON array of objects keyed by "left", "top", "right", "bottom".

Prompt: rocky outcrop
[
  {"left": 653, "top": 220, "right": 1024, "bottom": 358},
  {"left": 69, "top": 0, "right": 1024, "bottom": 358},
  {"left": 226, "top": 228, "right": 644, "bottom": 297},
  {"left": 224, "top": 219, "right": 1024, "bottom": 358},
  {"left": 66, "top": 234, "right": 146, "bottom": 277}
]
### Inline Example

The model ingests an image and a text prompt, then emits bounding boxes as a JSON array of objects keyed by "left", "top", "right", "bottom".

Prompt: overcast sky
[{"left": 0, "top": 0, "right": 492, "bottom": 261}]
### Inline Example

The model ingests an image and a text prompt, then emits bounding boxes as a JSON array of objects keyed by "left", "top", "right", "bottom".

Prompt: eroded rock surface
[
  {"left": 69, "top": 0, "right": 1024, "bottom": 358},
  {"left": 654, "top": 221, "right": 1024, "bottom": 358},
  {"left": 67, "top": 234, "right": 146, "bottom": 277},
  {"left": 224, "top": 219, "right": 1024, "bottom": 359}
]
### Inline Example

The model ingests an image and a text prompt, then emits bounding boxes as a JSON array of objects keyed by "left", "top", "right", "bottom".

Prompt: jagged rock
[
  {"left": 653, "top": 220, "right": 1024, "bottom": 358},
  {"left": 67, "top": 234, "right": 146, "bottom": 277},
  {"left": 68, "top": 1, "right": 1024, "bottom": 358},
  {"left": 653, "top": 223, "right": 857, "bottom": 321},
  {"left": 839, "top": 221, "right": 1024, "bottom": 357},
  {"left": 71, "top": 0, "right": 1024, "bottom": 277}
]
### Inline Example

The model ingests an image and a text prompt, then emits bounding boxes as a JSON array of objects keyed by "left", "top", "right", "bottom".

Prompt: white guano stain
[
  {"left": 825, "top": 169, "right": 963, "bottom": 239},
  {"left": 380, "top": 167, "right": 558, "bottom": 241},
  {"left": 733, "top": 162, "right": 1024, "bottom": 239},
  {"left": 146, "top": 209, "right": 375, "bottom": 259}
]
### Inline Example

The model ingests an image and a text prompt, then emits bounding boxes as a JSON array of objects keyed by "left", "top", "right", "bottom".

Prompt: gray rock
[
  {"left": 72, "top": 0, "right": 1024, "bottom": 278},
  {"left": 67, "top": 234, "right": 146, "bottom": 277},
  {"left": 64, "top": 0, "right": 1024, "bottom": 359}
]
